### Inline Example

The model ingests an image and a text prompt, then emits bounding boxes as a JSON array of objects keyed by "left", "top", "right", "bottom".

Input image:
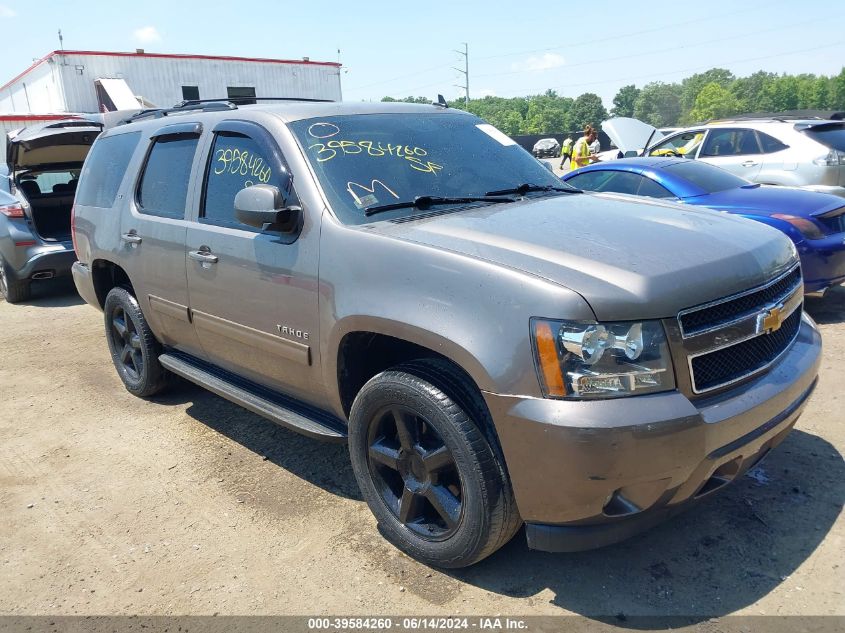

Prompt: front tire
[
  {"left": 348, "top": 360, "right": 520, "bottom": 568},
  {"left": 103, "top": 286, "right": 168, "bottom": 397}
]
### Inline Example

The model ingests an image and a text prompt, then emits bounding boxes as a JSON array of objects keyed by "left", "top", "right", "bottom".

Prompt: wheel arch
[
  {"left": 90, "top": 258, "right": 135, "bottom": 308},
  {"left": 330, "top": 318, "right": 494, "bottom": 420}
]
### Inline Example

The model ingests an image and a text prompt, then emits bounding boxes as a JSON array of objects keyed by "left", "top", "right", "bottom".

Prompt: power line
[
  {"left": 499, "top": 40, "right": 845, "bottom": 97},
  {"left": 345, "top": 0, "right": 781, "bottom": 96},
  {"left": 473, "top": 14, "right": 834, "bottom": 82},
  {"left": 472, "top": 0, "right": 779, "bottom": 63}
]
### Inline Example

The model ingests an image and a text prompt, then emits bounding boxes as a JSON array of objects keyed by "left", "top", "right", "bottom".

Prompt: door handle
[
  {"left": 188, "top": 249, "right": 219, "bottom": 264},
  {"left": 741, "top": 160, "right": 759, "bottom": 167},
  {"left": 120, "top": 232, "right": 142, "bottom": 245}
]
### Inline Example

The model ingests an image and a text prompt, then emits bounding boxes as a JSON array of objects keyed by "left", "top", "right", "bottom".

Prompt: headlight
[{"left": 531, "top": 318, "right": 675, "bottom": 399}]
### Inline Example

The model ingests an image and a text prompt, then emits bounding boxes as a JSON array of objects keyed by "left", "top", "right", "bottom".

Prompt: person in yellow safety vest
[
  {"left": 570, "top": 125, "right": 600, "bottom": 171},
  {"left": 559, "top": 136, "right": 573, "bottom": 169}
]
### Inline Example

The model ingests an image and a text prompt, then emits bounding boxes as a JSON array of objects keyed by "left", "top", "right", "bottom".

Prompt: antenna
[
  {"left": 452, "top": 42, "right": 469, "bottom": 106},
  {"left": 58, "top": 29, "right": 64, "bottom": 51}
]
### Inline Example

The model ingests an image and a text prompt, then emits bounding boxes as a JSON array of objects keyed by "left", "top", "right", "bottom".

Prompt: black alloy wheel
[
  {"left": 103, "top": 286, "right": 168, "bottom": 397},
  {"left": 348, "top": 358, "right": 521, "bottom": 568},
  {"left": 367, "top": 404, "right": 463, "bottom": 540},
  {"left": 108, "top": 303, "right": 144, "bottom": 381}
]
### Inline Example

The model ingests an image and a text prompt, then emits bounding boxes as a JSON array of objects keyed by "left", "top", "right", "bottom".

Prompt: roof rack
[
  {"left": 177, "top": 97, "right": 335, "bottom": 107},
  {"left": 123, "top": 96, "right": 336, "bottom": 124}
]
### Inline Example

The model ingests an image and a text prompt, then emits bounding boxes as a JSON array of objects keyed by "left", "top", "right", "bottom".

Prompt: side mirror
[{"left": 234, "top": 185, "right": 302, "bottom": 233}]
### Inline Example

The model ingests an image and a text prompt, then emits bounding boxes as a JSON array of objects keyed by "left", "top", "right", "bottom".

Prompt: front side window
[
  {"left": 567, "top": 170, "right": 642, "bottom": 195},
  {"left": 700, "top": 128, "right": 760, "bottom": 157},
  {"left": 202, "top": 132, "right": 290, "bottom": 230},
  {"left": 648, "top": 131, "right": 704, "bottom": 158},
  {"left": 137, "top": 135, "right": 199, "bottom": 218},
  {"left": 288, "top": 113, "right": 569, "bottom": 225},
  {"left": 76, "top": 131, "right": 141, "bottom": 208}
]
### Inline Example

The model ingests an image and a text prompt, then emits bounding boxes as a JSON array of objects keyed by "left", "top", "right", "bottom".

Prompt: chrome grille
[
  {"left": 679, "top": 266, "right": 802, "bottom": 336},
  {"left": 690, "top": 309, "right": 801, "bottom": 392},
  {"left": 678, "top": 264, "right": 803, "bottom": 394}
]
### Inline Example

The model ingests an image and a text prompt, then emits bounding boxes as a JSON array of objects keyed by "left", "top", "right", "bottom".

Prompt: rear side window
[
  {"left": 801, "top": 124, "right": 845, "bottom": 152},
  {"left": 757, "top": 131, "right": 789, "bottom": 153},
  {"left": 637, "top": 177, "right": 674, "bottom": 198},
  {"left": 76, "top": 131, "right": 141, "bottom": 208},
  {"left": 137, "top": 136, "right": 199, "bottom": 219}
]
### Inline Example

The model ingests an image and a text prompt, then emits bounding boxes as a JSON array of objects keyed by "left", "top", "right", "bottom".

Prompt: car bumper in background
[
  {"left": 483, "top": 315, "right": 822, "bottom": 552},
  {"left": 799, "top": 233, "right": 845, "bottom": 293},
  {"left": 6, "top": 241, "right": 76, "bottom": 281}
]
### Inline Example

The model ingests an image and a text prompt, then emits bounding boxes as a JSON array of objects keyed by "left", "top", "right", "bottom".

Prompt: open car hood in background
[
  {"left": 602, "top": 117, "right": 664, "bottom": 155},
  {"left": 6, "top": 119, "right": 102, "bottom": 172}
]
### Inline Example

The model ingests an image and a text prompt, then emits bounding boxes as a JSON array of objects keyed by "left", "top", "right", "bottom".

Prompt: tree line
[{"left": 381, "top": 67, "right": 845, "bottom": 135}]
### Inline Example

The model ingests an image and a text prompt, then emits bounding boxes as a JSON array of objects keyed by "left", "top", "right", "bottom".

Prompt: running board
[{"left": 158, "top": 352, "right": 348, "bottom": 443}]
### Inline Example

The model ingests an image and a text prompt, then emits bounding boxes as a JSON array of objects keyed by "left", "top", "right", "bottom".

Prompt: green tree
[
  {"left": 634, "top": 82, "right": 682, "bottom": 127},
  {"left": 380, "top": 96, "right": 431, "bottom": 104},
  {"left": 611, "top": 85, "right": 640, "bottom": 118},
  {"left": 680, "top": 68, "right": 735, "bottom": 114},
  {"left": 832, "top": 68, "right": 845, "bottom": 109},
  {"left": 730, "top": 70, "right": 776, "bottom": 113},
  {"left": 569, "top": 93, "right": 608, "bottom": 130},
  {"left": 758, "top": 75, "right": 801, "bottom": 112},
  {"left": 687, "top": 83, "right": 741, "bottom": 123}
]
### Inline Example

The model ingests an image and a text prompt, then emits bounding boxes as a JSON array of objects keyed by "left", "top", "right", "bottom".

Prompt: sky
[{"left": 1, "top": 0, "right": 843, "bottom": 108}]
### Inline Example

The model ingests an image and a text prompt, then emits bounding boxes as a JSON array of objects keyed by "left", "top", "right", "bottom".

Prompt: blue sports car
[{"left": 562, "top": 157, "right": 845, "bottom": 295}]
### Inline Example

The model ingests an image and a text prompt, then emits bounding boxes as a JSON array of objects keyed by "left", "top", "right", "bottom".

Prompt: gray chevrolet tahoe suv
[{"left": 71, "top": 100, "right": 822, "bottom": 568}]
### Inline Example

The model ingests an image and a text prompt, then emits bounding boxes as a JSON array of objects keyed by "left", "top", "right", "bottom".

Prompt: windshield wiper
[
  {"left": 485, "top": 183, "right": 581, "bottom": 196},
  {"left": 364, "top": 195, "right": 515, "bottom": 217}
]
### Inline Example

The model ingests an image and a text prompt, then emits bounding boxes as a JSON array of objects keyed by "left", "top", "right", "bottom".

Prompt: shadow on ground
[
  {"left": 149, "top": 376, "right": 842, "bottom": 622},
  {"left": 805, "top": 284, "right": 845, "bottom": 325},
  {"left": 0, "top": 277, "right": 84, "bottom": 308},
  {"left": 453, "top": 429, "right": 843, "bottom": 623},
  {"left": 153, "top": 382, "right": 360, "bottom": 501}
]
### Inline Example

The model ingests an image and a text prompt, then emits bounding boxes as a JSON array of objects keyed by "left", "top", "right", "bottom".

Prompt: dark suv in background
[{"left": 0, "top": 119, "right": 101, "bottom": 302}]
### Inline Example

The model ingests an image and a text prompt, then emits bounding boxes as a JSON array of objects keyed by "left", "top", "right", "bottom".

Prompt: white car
[{"left": 603, "top": 116, "right": 845, "bottom": 198}]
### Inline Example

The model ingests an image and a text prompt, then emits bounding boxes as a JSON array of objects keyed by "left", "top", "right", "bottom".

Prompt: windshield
[
  {"left": 289, "top": 112, "right": 570, "bottom": 224},
  {"left": 664, "top": 160, "right": 749, "bottom": 194}
]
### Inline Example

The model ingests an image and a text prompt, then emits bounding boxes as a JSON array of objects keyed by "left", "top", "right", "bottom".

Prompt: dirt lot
[{"left": 0, "top": 279, "right": 843, "bottom": 621}]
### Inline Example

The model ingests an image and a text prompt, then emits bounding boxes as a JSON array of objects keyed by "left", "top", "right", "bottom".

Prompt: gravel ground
[{"left": 0, "top": 278, "right": 842, "bottom": 621}]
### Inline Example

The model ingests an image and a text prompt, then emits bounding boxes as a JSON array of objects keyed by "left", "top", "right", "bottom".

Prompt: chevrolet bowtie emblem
[{"left": 757, "top": 304, "right": 785, "bottom": 334}]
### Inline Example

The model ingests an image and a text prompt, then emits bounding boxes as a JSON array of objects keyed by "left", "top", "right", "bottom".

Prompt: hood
[
  {"left": 689, "top": 184, "right": 845, "bottom": 217},
  {"left": 6, "top": 119, "right": 102, "bottom": 172},
  {"left": 602, "top": 117, "right": 664, "bottom": 155},
  {"left": 370, "top": 193, "right": 797, "bottom": 321}
]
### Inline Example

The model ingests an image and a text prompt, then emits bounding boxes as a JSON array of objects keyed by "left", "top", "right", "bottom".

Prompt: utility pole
[{"left": 452, "top": 43, "right": 469, "bottom": 106}]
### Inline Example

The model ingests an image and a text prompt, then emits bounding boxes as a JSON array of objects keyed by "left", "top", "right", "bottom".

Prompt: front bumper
[
  {"left": 798, "top": 234, "right": 845, "bottom": 293},
  {"left": 483, "top": 315, "right": 822, "bottom": 552}
]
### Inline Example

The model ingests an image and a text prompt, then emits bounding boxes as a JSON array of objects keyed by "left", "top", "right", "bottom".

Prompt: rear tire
[
  {"left": 103, "top": 286, "right": 168, "bottom": 397},
  {"left": 0, "top": 256, "right": 31, "bottom": 303},
  {"left": 348, "top": 359, "right": 520, "bottom": 568}
]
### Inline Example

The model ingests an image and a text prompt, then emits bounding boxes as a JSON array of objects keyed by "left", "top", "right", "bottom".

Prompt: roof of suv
[{"left": 120, "top": 100, "right": 470, "bottom": 128}]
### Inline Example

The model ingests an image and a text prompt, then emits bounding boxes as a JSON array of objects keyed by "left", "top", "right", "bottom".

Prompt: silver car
[{"left": 642, "top": 118, "right": 845, "bottom": 197}]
